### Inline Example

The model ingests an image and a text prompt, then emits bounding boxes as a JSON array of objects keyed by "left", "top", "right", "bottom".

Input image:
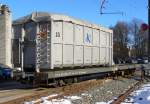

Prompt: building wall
[{"left": 0, "top": 7, "right": 12, "bottom": 68}]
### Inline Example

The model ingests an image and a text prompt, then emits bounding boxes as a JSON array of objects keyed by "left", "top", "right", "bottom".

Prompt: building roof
[{"left": 13, "top": 12, "right": 112, "bottom": 32}]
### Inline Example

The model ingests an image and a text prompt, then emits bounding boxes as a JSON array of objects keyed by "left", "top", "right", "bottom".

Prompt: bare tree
[
  {"left": 129, "top": 18, "right": 148, "bottom": 57},
  {"left": 112, "top": 21, "right": 129, "bottom": 62}
]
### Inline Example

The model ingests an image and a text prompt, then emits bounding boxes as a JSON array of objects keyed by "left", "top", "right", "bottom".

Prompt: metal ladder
[{"left": 36, "top": 23, "right": 51, "bottom": 71}]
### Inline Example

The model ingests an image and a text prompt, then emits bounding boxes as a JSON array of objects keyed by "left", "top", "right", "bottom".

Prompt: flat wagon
[{"left": 12, "top": 12, "right": 113, "bottom": 85}]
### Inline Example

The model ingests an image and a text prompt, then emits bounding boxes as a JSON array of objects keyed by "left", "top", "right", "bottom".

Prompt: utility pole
[{"left": 148, "top": 0, "right": 150, "bottom": 59}]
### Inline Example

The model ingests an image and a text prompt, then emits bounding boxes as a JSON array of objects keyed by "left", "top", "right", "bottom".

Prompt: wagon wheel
[
  {"left": 59, "top": 79, "right": 66, "bottom": 86},
  {"left": 73, "top": 77, "right": 78, "bottom": 83}
]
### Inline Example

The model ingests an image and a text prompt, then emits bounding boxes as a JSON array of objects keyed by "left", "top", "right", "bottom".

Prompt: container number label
[{"left": 56, "top": 32, "right": 60, "bottom": 37}]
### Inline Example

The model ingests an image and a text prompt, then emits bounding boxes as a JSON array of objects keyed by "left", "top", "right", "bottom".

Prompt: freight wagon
[{"left": 12, "top": 12, "right": 114, "bottom": 85}]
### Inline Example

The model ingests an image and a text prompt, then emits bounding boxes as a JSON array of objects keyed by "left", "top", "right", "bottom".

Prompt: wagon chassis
[{"left": 21, "top": 64, "right": 141, "bottom": 86}]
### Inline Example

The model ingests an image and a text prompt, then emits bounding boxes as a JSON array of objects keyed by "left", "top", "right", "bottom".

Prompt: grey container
[{"left": 12, "top": 12, "right": 113, "bottom": 72}]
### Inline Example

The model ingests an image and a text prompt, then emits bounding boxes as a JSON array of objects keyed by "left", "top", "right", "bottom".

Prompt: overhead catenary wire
[
  {"left": 100, "top": 12, "right": 124, "bottom": 15},
  {"left": 100, "top": 0, "right": 106, "bottom": 14},
  {"left": 100, "top": 0, "right": 124, "bottom": 15}
]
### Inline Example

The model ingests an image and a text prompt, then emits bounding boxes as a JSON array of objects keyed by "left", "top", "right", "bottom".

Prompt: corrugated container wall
[
  {"left": 52, "top": 21, "right": 113, "bottom": 68},
  {"left": 12, "top": 12, "right": 113, "bottom": 72}
]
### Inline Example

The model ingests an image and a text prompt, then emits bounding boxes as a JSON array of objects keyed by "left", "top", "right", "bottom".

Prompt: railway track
[
  {"left": 2, "top": 79, "right": 104, "bottom": 104},
  {"left": 1, "top": 67, "right": 143, "bottom": 104},
  {"left": 111, "top": 81, "right": 142, "bottom": 104},
  {"left": 1, "top": 77, "right": 141, "bottom": 104}
]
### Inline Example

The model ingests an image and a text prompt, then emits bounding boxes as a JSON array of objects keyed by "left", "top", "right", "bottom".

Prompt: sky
[{"left": 0, "top": 0, "right": 148, "bottom": 27}]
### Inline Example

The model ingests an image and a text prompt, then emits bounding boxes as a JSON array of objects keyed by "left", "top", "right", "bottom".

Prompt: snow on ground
[
  {"left": 40, "top": 95, "right": 82, "bottom": 104},
  {"left": 24, "top": 79, "right": 147, "bottom": 104},
  {"left": 26, "top": 87, "right": 150, "bottom": 104},
  {"left": 94, "top": 84, "right": 150, "bottom": 104},
  {"left": 95, "top": 102, "right": 108, "bottom": 104},
  {"left": 40, "top": 99, "right": 72, "bottom": 104},
  {"left": 24, "top": 95, "right": 82, "bottom": 104},
  {"left": 121, "top": 84, "right": 150, "bottom": 104}
]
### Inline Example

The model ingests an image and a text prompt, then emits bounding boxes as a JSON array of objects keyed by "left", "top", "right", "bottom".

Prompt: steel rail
[{"left": 111, "top": 81, "right": 142, "bottom": 104}]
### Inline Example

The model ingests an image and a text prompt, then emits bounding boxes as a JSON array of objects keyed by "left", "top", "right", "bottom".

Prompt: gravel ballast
[{"left": 25, "top": 77, "right": 139, "bottom": 104}]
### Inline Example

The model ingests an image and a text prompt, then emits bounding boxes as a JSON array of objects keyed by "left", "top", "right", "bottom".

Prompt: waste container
[{"left": 3, "top": 68, "right": 12, "bottom": 79}]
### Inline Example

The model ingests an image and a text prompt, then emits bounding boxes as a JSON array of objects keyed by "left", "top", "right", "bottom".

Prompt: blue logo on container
[{"left": 86, "top": 33, "right": 91, "bottom": 43}]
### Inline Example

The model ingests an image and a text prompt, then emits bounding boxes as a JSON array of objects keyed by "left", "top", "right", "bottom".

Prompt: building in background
[{"left": 0, "top": 5, "right": 12, "bottom": 68}]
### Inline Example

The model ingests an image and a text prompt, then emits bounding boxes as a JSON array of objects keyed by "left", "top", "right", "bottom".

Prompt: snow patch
[
  {"left": 95, "top": 102, "right": 108, "bottom": 104},
  {"left": 47, "top": 94, "right": 59, "bottom": 98},
  {"left": 107, "top": 90, "right": 112, "bottom": 94},
  {"left": 64, "top": 96, "right": 82, "bottom": 100},
  {"left": 24, "top": 101, "right": 34, "bottom": 104},
  {"left": 81, "top": 93, "right": 92, "bottom": 97},
  {"left": 40, "top": 95, "right": 82, "bottom": 104},
  {"left": 147, "top": 96, "right": 150, "bottom": 101},
  {"left": 121, "top": 83, "right": 150, "bottom": 104},
  {"left": 40, "top": 99, "right": 71, "bottom": 104}
]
